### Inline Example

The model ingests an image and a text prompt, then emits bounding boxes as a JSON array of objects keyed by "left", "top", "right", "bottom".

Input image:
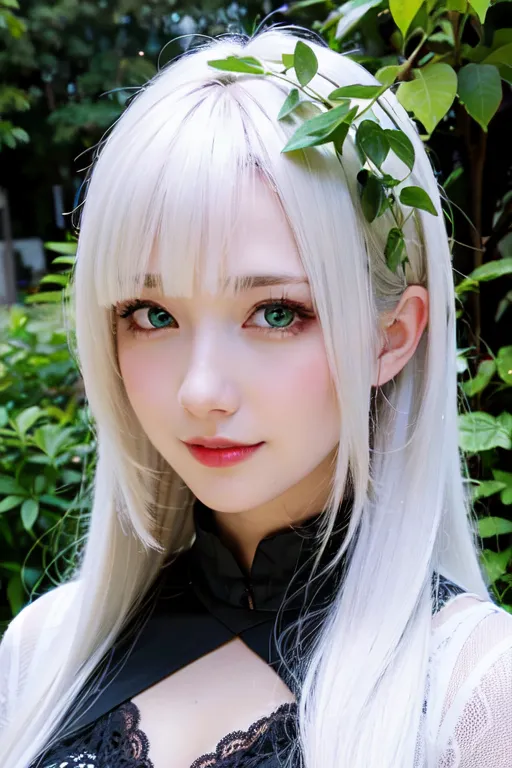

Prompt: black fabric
[
  {"left": 34, "top": 499, "right": 466, "bottom": 768},
  {"left": 62, "top": 499, "right": 351, "bottom": 737}
]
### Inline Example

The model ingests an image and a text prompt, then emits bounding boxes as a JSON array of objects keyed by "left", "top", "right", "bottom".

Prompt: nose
[{"left": 178, "top": 330, "right": 240, "bottom": 419}]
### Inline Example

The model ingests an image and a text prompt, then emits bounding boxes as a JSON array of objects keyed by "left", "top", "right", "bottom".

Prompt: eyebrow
[{"left": 143, "top": 273, "right": 309, "bottom": 291}]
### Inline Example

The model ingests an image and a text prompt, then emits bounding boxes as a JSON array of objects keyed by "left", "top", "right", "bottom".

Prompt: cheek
[
  {"left": 117, "top": 342, "right": 175, "bottom": 415},
  {"left": 255, "top": 332, "right": 337, "bottom": 420}
]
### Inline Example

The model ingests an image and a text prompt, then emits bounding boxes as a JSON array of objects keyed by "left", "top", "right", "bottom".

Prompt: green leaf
[
  {"left": 473, "top": 481, "right": 507, "bottom": 501},
  {"left": 282, "top": 53, "right": 295, "bottom": 70},
  {"left": 45, "top": 241, "right": 77, "bottom": 255},
  {"left": 0, "top": 405, "right": 9, "bottom": 426},
  {"left": 458, "top": 412, "right": 512, "bottom": 452},
  {"left": 332, "top": 107, "right": 359, "bottom": 153},
  {"left": 33, "top": 424, "right": 75, "bottom": 459},
  {"left": 25, "top": 291, "right": 64, "bottom": 304},
  {"left": 34, "top": 475, "right": 46, "bottom": 494},
  {"left": 360, "top": 173, "right": 385, "bottom": 223},
  {"left": 483, "top": 43, "right": 512, "bottom": 85},
  {"left": 493, "top": 470, "right": 512, "bottom": 505},
  {"left": 462, "top": 358, "right": 496, "bottom": 396},
  {"left": 497, "top": 412, "right": 512, "bottom": 435},
  {"left": 470, "top": 0, "right": 491, "bottom": 24},
  {"left": 375, "top": 66, "right": 401, "bottom": 87},
  {"left": 51, "top": 255, "right": 75, "bottom": 266},
  {"left": 356, "top": 120, "right": 389, "bottom": 168},
  {"left": 389, "top": 0, "right": 423, "bottom": 38},
  {"left": 277, "top": 89, "right": 301, "bottom": 120},
  {"left": 207, "top": 56, "right": 265, "bottom": 75},
  {"left": 468, "top": 258, "right": 512, "bottom": 283},
  {"left": 400, "top": 186, "right": 438, "bottom": 215},
  {"left": 14, "top": 405, "right": 43, "bottom": 436},
  {"left": 329, "top": 84, "right": 382, "bottom": 99},
  {"left": 0, "top": 475, "right": 26, "bottom": 495},
  {"left": 481, "top": 547, "right": 512, "bottom": 585},
  {"left": 444, "top": 166, "right": 464, "bottom": 189},
  {"left": 21, "top": 498, "right": 39, "bottom": 531},
  {"left": 385, "top": 228, "right": 407, "bottom": 272},
  {"left": 334, "top": 0, "right": 385, "bottom": 41},
  {"left": 397, "top": 63, "right": 457, "bottom": 134},
  {"left": 40, "top": 274, "right": 69, "bottom": 287},
  {"left": 447, "top": 0, "right": 467, "bottom": 9},
  {"left": 282, "top": 102, "right": 353, "bottom": 152},
  {"left": 7, "top": 574, "right": 24, "bottom": 616},
  {"left": 384, "top": 129, "right": 415, "bottom": 170},
  {"left": 496, "top": 346, "right": 512, "bottom": 385},
  {"left": 458, "top": 64, "right": 502, "bottom": 131},
  {"left": 478, "top": 517, "right": 512, "bottom": 538},
  {"left": 0, "top": 495, "right": 24, "bottom": 513},
  {"left": 294, "top": 41, "right": 318, "bottom": 87}
]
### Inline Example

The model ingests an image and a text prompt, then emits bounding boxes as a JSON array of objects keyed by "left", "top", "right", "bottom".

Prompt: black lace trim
[
  {"left": 37, "top": 575, "right": 465, "bottom": 768},
  {"left": 38, "top": 700, "right": 154, "bottom": 768},
  {"left": 190, "top": 702, "right": 297, "bottom": 768}
]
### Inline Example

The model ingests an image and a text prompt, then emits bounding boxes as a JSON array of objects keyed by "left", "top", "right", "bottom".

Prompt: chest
[{"left": 131, "top": 638, "right": 296, "bottom": 768}]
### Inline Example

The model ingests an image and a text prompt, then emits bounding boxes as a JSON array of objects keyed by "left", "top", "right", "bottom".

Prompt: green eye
[
  {"left": 263, "top": 306, "right": 295, "bottom": 328},
  {"left": 147, "top": 306, "right": 174, "bottom": 328}
]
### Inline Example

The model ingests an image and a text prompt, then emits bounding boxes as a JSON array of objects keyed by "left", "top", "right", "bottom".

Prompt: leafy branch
[{"left": 208, "top": 40, "right": 438, "bottom": 273}]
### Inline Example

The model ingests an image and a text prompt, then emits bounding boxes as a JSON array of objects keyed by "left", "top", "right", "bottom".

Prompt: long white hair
[{"left": 0, "top": 25, "right": 488, "bottom": 768}]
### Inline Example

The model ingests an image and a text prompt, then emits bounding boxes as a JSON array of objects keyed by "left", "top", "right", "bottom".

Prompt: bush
[{"left": 0, "top": 302, "right": 94, "bottom": 630}]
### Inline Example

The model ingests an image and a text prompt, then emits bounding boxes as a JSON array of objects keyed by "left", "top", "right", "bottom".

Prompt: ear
[{"left": 374, "top": 286, "right": 429, "bottom": 387}]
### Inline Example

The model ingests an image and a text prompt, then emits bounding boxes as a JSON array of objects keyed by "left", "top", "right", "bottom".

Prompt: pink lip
[{"left": 183, "top": 440, "right": 265, "bottom": 468}]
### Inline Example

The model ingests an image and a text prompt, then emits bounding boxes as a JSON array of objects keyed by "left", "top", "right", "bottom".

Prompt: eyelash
[{"left": 116, "top": 296, "right": 316, "bottom": 339}]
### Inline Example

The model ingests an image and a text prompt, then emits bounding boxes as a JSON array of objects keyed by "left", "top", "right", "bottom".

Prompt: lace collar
[{"left": 189, "top": 498, "right": 352, "bottom": 613}]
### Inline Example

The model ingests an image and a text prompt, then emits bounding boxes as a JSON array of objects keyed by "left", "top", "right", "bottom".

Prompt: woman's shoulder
[
  {"left": 0, "top": 580, "right": 81, "bottom": 729},
  {"left": 428, "top": 591, "right": 512, "bottom": 766},
  {"left": 1, "top": 579, "right": 80, "bottom": 648}
]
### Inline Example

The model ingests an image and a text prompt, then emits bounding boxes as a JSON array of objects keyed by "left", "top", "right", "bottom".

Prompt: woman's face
[{"left": 115, "top": 176, "right": 340, "bottom": 516}]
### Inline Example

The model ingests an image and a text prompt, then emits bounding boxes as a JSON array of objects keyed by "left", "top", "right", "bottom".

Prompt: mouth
[{"left": 182, "top": 439, "right": 265, "bottom": 468}]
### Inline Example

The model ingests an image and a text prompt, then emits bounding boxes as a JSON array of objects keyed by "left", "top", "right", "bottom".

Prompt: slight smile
[{"left": 182, "top": 438, "right": 265, "bottom": 468}]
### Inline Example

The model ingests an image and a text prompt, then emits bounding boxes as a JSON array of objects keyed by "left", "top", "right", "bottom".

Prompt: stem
[
  {"left": 269, "top": 71, "right": 331, "bottom": 109},
  {"left": 460, "top": 105, "right": 487, "bottom": 358},
  {"left": 396, "top": 34, "right": 428, "bottom": 82}
]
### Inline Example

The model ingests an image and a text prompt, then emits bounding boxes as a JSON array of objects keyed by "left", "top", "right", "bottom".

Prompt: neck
[{"left": 212, "top": 455, "right": 336, "bottom": 572}]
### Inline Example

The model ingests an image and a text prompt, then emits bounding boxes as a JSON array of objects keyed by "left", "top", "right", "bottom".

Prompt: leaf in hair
[
  {"left": 385, "top": 227, "right": 407, "bottom": 272},
  {"left": 400, "top": 186, "right": 438, "bottom": 215},
  {"left": 332, "top": 106, "right": 359, "bottom": 154},
  {"left": 359, "top": 172, "right": 385, "bottom": 223},
  {"left": 282, "top": 53, "right": 295, "bottom": 70},
  {"left": 384, "top": 129, "right": 415, "bottom": 171},
  {"left": 278, "top": 88, "right": 301, "bottom": 120},
  {"left": 328, "top": 84, "right": 383, "bottom": 100},
  {"left": 281, "top": 102, "right": 354, "bottom": 152},
  {"left": 207, "top": 56, "right": 265, "bottom": 75},
  {"left": 356, "top": 120, "right": 390, "bottom": 169},
  {"left": 293, "top": 41, "right": 318, "bottom": 87}
]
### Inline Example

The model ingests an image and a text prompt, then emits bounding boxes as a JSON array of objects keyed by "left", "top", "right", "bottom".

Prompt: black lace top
[{"left": 33, "top": 501, "right": 466, "bottom": 768}]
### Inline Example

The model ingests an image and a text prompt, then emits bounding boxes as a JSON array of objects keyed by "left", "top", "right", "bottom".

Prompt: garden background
[{"left": 0, "top": 0, "right": 511, "bottom": 632}]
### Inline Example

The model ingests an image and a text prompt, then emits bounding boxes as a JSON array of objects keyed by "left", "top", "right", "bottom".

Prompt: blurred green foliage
[{"left": 0, "top": 295, "right": 94, "bottom": 630}]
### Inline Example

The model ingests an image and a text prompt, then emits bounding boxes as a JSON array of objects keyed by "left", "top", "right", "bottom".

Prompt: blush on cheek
[{"left": 118, "top": 347, "right": 167, "bottom": 406}]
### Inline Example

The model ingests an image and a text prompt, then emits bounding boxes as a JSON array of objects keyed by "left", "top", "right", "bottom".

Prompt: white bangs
[{"left": 76, "top": 66, "right": 328, "bottom": 308}]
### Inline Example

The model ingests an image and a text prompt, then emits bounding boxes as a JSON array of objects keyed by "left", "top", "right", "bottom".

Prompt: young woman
[{"left": 0, "top": 25, "right": 510, "bottom": 768}]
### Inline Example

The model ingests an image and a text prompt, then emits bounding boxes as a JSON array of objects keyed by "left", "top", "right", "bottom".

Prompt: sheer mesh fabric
[{"left": 1, "top": 585, "right": 511, "bottom": 767}]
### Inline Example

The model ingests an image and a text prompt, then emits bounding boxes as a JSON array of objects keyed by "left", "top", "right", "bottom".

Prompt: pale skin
[
  {"left": 114, "top": 176, "right": 429, "bottom": 765},
  {"left": 116, "top": 175, "right": 428, "bottom": 572}
]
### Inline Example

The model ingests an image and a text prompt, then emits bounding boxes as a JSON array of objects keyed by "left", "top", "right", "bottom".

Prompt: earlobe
[{"left": 374, "top": 286, "right": 429, "bottom": 387}]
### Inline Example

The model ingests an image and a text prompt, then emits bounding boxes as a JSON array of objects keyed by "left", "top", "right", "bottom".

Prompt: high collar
[{"left": 189, "top": 498, "right": 351, "bottom": 614}]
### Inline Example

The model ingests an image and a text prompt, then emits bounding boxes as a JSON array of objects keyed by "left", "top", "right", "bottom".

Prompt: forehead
[{"left": 146, "top": 173, "right": 305, "bottom": 294}]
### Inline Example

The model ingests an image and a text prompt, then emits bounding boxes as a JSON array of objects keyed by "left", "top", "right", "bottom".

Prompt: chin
[{"left": 185, "top": 476, "right": 287, "bottom": 515}]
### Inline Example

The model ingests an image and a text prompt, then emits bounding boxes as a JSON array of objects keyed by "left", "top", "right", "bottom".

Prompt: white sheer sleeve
[
  {"left": 0, "top": 581, "right": 79, "bottom": 733},
  {"left": 431, "top": 596, "right": 512, "bottom": 767}
]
